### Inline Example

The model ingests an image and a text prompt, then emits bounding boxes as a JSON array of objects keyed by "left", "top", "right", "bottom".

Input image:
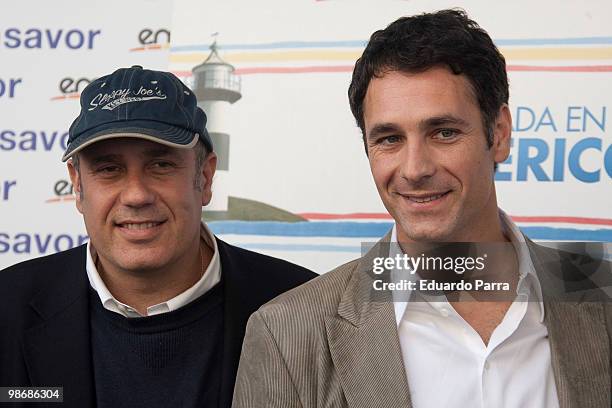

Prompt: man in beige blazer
[{"left": 233, "top": 9, "right": 612, "bottom": 408}]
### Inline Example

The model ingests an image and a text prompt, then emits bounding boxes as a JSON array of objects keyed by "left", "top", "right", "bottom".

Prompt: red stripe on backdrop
[
  {"left": 298, "top": 213, "right": 612, "bottom": 226},
  {"left": 130, "top": 44, "right": 165, "bottom": 52},
  {"left": 299, "top": 212, "right": 392, "bottom": 220},
  {"left": 510, "top": 216, "right": 612, "bottom": 226},
  {"left": 50, "top": 93, "right": 80, "bottom": 101}
]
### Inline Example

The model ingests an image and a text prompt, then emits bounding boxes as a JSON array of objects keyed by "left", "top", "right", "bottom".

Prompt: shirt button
[
  {"left": 484, "top": 361, "right": 491, "bottom": 370},
  {"left": 439, "top": 308, "right": 449, "bottom": 317}
]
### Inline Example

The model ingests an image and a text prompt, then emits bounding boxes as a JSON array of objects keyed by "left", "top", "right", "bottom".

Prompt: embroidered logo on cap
[{"left": 88, "top": 81, "right": 168, "bottom": 111}]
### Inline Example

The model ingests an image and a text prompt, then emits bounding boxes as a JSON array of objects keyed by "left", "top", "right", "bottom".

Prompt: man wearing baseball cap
[{"left": 0, "top": 66, "right": 316, "bottom": 408}]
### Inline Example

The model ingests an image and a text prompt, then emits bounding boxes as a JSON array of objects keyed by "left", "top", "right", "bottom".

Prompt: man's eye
[
  {"left": 380, "top": 135, "right": 401, "bottom": 144},
  {"left": 152, "top": 161, "right": 174, "bottom": 169},
  {"left": 97, "top": 165, "right": 120, "bottom": 173},
  {"left": 435, "top": 129, "right": 458, "bottom": 140}
]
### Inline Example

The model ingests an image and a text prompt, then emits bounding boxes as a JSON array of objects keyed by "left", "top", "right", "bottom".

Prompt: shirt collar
[
  {"left": 498, "top": 209, "right": 545, "bottom": 322},
  {"left": 392, "top": 210, "right": 545, "bottom": 326},
  {"left": 86, "top": 222, "right": 221, "bottom": 318}
]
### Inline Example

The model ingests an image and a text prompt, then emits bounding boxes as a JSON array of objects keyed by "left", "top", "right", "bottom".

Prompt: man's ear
[
  {"left": 492, "top": 104, "right": 512, "bottom": 164},
  {"left": 201, "top": 152, "right": 217, "bottom": 206},
  {"left": 67, "top": 159, "right": 84, "bottom": 213}
]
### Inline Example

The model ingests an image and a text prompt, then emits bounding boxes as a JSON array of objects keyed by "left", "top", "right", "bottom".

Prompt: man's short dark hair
[{"left": 348, "top": 9, "right": 509, "bottom": 151}]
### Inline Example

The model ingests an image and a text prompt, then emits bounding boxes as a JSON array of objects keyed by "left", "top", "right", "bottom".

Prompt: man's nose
[
  {"left": 399, "top": 139, "right": 436, "bottom": 184},
  {"left": 119, "top": 171, "right": 155, "bottom": 207}
]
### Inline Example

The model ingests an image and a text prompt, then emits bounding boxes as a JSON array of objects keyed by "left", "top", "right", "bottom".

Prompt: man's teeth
[
  {"left": 121, "top": 222, "right": 159, "bottom": 230},
  {"left": 408, "top": 193, "right": 445, "bottom": 203}
]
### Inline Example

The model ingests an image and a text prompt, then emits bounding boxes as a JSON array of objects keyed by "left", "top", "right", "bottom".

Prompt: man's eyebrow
[
  {"left": 367, "top": 115, "right": 470, "bottom": 140},
  {"left": 367, "top": 123, "right": 403, "bottom": 140},
  {"left": 420, "top": 115, "right": 470, "bottom": 130},
  {"left": 89, "top": 154, "right": 121, "bottom": 165}
]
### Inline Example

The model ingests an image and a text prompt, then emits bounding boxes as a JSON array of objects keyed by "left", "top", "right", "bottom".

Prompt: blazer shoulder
[
  {"left": 0, "top": 246, "right": 86, "bottom": 305},
  {"left": 529, "top": 241, "right": 612, "bottom": 301},
  {"left": 217, "top": 237, "right": 317, "bottom": 284}
]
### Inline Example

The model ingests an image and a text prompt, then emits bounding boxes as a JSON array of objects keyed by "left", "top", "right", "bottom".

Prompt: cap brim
[{"left": 62, "top": 121, "right": 199, "bottom": 162}]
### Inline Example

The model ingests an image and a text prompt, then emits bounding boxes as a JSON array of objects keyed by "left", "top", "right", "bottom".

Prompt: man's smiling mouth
[
  {"left": 115, "top": 221, "right": 165, "bottom": 230},
  {"left": 400, "top": 191, "right": 451, "bottom": 203}
]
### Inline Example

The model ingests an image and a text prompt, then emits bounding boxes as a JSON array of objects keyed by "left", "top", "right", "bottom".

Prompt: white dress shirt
[
  {"left": 393, "top": 211, "right": 559, "bottom": 408},
  {"left": 86, "top": 222, "right": 221, "bottom": 318}
]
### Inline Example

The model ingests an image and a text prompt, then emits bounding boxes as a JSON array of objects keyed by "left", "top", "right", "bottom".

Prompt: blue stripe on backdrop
[
  {"left": 520, "top": 227, "right": 612, "bottom": 241},
  {"left": 171, "top": 37, "right": 612, "bottom": 52},
  {"left": 209, "top": 221, "right": 391, "bottom": 237},
  {"left": 238, "top": 243, "right": 362, "bottom": 253},
  {"left": 171, "top": 40, "right": 367, "bottom": 52},
  {"left": 208, "top": 221, "right": 612, "bottom": 242}
]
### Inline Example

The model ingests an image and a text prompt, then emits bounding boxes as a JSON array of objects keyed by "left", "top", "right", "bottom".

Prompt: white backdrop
[
  {"left": 0, "top": 0, "right": 173, "bottom": 269},
  {"left": 1, "top": 0, "right": 611, "bottom": 272},
  {"left": 168, "top": 0, "right": 612, "bottom": 271}
]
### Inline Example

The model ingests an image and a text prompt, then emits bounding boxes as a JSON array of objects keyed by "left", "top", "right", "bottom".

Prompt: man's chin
[
  {"left": 108, "top": 249, "right": 171, "bottom": 273},
  {"left": 397, "top": 223, "right": 455, "bottom": 243}
]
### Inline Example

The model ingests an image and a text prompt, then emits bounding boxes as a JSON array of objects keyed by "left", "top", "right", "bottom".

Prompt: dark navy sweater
[{"left": 89, "top": 283, "right": 224, "bottom": 408}]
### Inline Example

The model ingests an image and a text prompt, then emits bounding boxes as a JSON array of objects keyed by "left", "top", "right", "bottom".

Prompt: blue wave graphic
[{"left": 208, "top": 221, "right": 612, "bottom": 242}]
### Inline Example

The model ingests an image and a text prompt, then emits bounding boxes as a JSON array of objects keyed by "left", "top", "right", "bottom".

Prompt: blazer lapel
[
  {"left": 21, "top": 246, "right": 95, "bottom": 408},
  {"left": 529, "top": 241, "right": 611, "bottom": 408},
  {"left": 325, "top": 233, "right": 413, "bottom": 408}
]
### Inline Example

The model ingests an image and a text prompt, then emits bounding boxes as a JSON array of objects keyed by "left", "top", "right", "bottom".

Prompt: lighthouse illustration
[
  {"left": 192, "top": 39, "right": 241, "bottom": 212},
  {"left": 192, "top": 39, "right": 304, "bottom": 222}
]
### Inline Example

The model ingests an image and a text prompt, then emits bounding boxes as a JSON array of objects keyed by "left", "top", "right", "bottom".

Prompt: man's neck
[
  {"left": 448, "top": 222, "right": 521, "bottom": 346},
  {"left": 95, "top": 240, "right": 214, "bottom": 315}
]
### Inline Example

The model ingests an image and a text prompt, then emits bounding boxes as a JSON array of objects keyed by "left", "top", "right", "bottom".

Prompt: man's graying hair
[{"left": 71, "top": 138, "right": 209, "bottom": 197}]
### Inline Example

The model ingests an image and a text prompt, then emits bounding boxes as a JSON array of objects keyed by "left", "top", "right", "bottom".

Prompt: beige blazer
[{"left": 233, "top": 233, "right": 612, "bottom": 408}]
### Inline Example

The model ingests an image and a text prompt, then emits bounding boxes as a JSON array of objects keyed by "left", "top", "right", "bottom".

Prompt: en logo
[
  {"left": 60, "top": 77, "right": 93, "bottom": 94},
  {"left": 46, "top": 180, "right": 75, "bottom": 203},
  {"left": 51, "top": 77, "right": 94, "bottom": 101},
  {"left": 131, "top": 28, "right": 170, "bottom": 51}
]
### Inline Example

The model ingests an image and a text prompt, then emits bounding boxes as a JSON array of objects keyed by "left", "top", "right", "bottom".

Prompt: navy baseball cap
[{"left": 62, "top": 65, "right": 212, "bottom": 162}]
